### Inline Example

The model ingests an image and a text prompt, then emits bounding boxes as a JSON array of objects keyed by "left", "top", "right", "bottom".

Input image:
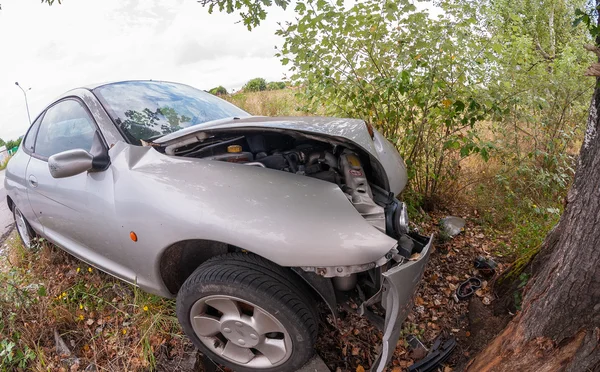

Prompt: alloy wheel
[{"left": 189, "top": 295, "right": 292, "bottom": 368}]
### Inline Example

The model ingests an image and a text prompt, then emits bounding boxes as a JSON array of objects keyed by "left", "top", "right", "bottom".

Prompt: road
[{"left": 0, "top": 170, "right": 14, "bottom": 243}]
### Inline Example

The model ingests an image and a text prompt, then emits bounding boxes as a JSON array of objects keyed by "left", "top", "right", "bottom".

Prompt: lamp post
[{"left": 15, "top": 82, "right": 31, "bottom": 125}]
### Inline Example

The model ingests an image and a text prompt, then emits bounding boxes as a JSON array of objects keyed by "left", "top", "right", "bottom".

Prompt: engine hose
[{"left": 307, "top": 151, "right": 338, "bottom": 170}]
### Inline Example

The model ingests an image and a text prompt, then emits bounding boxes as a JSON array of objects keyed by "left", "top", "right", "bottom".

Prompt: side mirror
[
  {"left": 47, "top": 131, "right": 110, "bottom": 179},
  {"left": 48, "top": 149, "right": 94, "bottom": 178}
]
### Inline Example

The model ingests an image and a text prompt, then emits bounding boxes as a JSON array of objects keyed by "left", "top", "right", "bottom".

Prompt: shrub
[
  {"left": 244, "top": 78, "right": 267, "bottom": 92},
  {"left": 208, "top": 86, "right": 228, "bottom": 96},
  {"left": 267, "top": 81, "right": 286, "bottom": 90}
]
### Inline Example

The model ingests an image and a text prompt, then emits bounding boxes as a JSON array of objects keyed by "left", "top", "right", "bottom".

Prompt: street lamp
[{"left": 15, "top": 82, "right": 32, "bottom": 125}]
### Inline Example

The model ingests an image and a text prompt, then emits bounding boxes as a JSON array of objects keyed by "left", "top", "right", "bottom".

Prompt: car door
[
  {"left": 26, "top": 98, "right": 135, "bottom": 283},
  {"left": 5, "top": 114, "right": 43, "bottom": 232}
]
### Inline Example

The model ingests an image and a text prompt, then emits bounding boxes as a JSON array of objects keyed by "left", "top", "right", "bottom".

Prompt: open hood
[{"left": 153, "top": 116, "right": 408, "bottom": 195}]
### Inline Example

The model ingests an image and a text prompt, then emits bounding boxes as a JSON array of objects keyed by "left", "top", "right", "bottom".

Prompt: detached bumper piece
[
  {"left": 407, "top": 336, "right": 457, "bottom": 372},
  {"left": 371, "top": 233, "right": 433, "bottom": 372}
]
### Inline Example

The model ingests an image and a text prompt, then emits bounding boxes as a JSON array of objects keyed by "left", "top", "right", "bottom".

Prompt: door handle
[{"left": 28, "top": 175, "right": 38, "bottom": 188}]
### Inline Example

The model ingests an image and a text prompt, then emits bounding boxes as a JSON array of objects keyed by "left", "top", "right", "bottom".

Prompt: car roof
[{"left": 79, "top": 79, "right": 190, "bottom": 90}]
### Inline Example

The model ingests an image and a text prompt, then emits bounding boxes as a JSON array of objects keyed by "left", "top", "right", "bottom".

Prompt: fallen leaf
[
  {"left": 415, "top": 296, "right": 425, "bottom": 306},
  {"left": 356, "top": 366, "right": 365, "bottom": 372},
  {"left": 351, "top": 347, "right": 360, "bottom": 356},
  {"left": 409, "top": 253, "right": 421, "bottom": 261}
]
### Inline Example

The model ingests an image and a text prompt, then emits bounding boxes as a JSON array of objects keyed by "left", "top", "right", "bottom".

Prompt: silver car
[{"left": 5, "top": 81, "right": 431, "bottom": 372}]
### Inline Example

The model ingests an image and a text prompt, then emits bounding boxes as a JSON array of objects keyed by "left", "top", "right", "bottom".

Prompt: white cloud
[{"left": 0, "top": 0, "right": 293, "bottom": 140}]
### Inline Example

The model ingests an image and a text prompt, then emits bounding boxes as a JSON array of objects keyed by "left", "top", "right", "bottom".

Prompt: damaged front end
[
  {"left": 155, "top": 125, "right": 431, "bottom": 370},
  {"left": 301, "top": 189, "right": 432, "bottom": 372},
  {"left": 370, "top": 234, "right": 432, "bottom": 371},
  {"left": 303, "top": 232, "right": 432, "bottom": 372}
]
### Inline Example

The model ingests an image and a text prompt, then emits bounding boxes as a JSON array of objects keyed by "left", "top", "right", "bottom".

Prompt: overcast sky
[{"left": 0, "top": 0, "right": 295, "bottom": 141}]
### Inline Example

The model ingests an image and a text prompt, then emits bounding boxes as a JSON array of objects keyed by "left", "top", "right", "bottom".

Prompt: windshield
[{"left": 93, "top": 81, "right": 250, "bottom": 144}]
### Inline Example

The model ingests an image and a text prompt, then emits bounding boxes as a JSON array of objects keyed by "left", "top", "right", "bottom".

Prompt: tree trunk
[{"left": 466, "top": 72, "right": 600, "bottom": 372}]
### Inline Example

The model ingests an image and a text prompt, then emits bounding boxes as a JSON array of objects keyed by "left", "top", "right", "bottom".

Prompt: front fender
[
  {"left": 109, "top": 142, "right": 397, "bottom": 291},
  {"left": 372, "top": 129, "right": 408, "bottom": 195}
]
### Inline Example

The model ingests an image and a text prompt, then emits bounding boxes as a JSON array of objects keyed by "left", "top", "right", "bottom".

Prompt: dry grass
[
  {"left": 224, "top": 88, "right": 312, "bottom": 117},
  {"left": 0, "top": 233, "right": 195, "bottom": 371}
]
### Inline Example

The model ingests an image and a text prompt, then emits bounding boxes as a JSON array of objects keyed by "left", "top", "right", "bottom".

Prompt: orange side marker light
[{"left": 130, "top": 231, "right": 138, "bottom": 242}]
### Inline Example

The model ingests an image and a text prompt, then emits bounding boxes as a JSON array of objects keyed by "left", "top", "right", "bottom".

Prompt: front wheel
[{"left": 176, "top": 253, "right": 318, "bottom": 372}]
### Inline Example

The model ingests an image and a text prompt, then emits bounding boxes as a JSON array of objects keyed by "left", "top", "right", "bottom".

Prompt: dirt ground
[{"left": 314, "top": 209, "right": 513, "bottom": 372}]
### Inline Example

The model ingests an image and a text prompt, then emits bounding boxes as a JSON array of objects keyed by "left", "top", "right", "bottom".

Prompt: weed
[{"left": 0, "top": 232, "right": 188, "bottom": 370}]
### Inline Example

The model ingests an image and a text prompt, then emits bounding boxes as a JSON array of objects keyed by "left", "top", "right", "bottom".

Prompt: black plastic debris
[
  {"left": 407, "top": 336, "right": 457, "bottom": 372},
  {"left": 456, "top": 277, "right": 482, "bottom": 300},
  {"left": 474, "top": 256, "right": 497, "bottom": 277}
]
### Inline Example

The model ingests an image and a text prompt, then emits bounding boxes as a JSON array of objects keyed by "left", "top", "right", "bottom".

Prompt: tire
[
  {"left": 176, "top": 253, "right": 318, "bottom": 372},
  {"left": 13, "top": 206, "right": 35, "bottom": 249}
]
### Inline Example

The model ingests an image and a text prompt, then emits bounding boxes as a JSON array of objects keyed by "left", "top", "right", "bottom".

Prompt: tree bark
[{"left": 466, "top": 72, "right": 600, "bottom": 372}]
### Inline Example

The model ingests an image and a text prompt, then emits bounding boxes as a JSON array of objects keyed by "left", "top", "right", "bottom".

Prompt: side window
[
  {"left": 23, "top": 114, "right": 43, "bottom": 153},
  {"left": 34, "top": 100, "right": 96, "bottom": 159}
]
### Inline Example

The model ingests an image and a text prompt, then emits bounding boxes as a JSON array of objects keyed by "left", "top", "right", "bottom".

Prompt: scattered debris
[
  {"left": 407, "top": 335, "right": 429, "bottom": 360},
  {"left": 54, "top": 330, "right": 80, "bottom": 369},
  {"left": 407, "top": 336, "right": 457, "bottom": 372},
  {"left": 54, "top": 330, "right": 72, "bottom": 357},
  {"left": 456, "top": 278, "right": 482, "bottom": 300},
  {"left": 473, "top": 256, "right": 497, "bottom": 277},
  {"left": 440, "top": 217, "right": 466, "bottom": 237}
]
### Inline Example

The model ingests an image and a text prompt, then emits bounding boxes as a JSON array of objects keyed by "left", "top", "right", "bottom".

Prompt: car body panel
[
  {"left": 5, "top": 149, "right": 37, "bottom": 226},
  {"left": 106, "top": 141, "right": 398, "bottom": 296},
  {"left": 154, "top": 116, "right": 409, "bottom": 195},
  {"left": 372, "top": 130, "right": 408, "bottom": 194},
  {"left": 25, "top": 154, "right": 134, "bottom": 283},
  {"left": 371, "top": 234, "right": 432, "bottom": 372}
]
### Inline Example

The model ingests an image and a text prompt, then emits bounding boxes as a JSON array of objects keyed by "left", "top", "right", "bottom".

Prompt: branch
[
  {"left": 584, "top": 44, "right": 600, "bottom": 57},
  {"left": 535, "top": 40, "right": 554, "bottom": 61}
]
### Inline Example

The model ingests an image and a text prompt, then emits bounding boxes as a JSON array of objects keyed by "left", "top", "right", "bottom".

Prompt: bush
[
  {"left": 267, "top": 81, "right": 286, "bottom": 90},
  {"left": 208, "top": 86, "right": 228, "bottom": 96},
  {"left": 244, "top": 78, "right": 267, "bottom": 92}
]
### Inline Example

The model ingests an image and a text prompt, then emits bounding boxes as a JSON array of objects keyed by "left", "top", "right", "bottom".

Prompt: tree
[
  {"left": 5, "top": 138, "right": 22, "bottom": 150},
  {"left": 243, "top": 77, "right": 267, "bottom": 92},
  {"left": 467, "top": 7, "right": 600, "bottom": 371},
  {"left": 277, "top": 0, "right": 499, "bottom": 203},
  {"left": 195, "top": 0, "right": 290, "bottom": 29}
]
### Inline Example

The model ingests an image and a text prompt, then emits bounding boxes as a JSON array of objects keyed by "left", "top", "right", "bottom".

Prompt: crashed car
[{"left": 5, "top": 80, "right": 431, "bottom": 372}]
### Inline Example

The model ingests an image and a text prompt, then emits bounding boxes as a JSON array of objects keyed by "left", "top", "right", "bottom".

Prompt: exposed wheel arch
[{"left": 158, "top": 240, "right": 337, "bottom": 319}]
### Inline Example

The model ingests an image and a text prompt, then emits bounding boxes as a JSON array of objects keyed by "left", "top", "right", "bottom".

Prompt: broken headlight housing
[{"left": 395, "top": 202, "right": 409, "bottom": 235}]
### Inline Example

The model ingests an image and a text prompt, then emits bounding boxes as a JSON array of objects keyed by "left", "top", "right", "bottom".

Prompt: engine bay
[{"left": 164, "top": 131, "right": 388, "bottom": 233}]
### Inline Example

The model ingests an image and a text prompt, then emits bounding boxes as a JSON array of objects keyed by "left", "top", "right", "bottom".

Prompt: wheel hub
[
  {"left": 221, "top": 319, "right": 260, "bottom": 348},
  {"left": 189, "top": 295, "right": 292, "bottom": 368}
]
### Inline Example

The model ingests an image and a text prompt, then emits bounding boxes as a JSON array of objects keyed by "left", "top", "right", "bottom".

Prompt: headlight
[{"left": 394, "top": 202, "right": 409, "bottom": 235}]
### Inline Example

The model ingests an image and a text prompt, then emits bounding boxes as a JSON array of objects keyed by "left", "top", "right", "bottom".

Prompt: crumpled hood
[
  {"left": 154, "top": 116, "right": 408, "bottom": 195},
  {"left": 155, "top": 116, "right": 376, "bottom": 154}
]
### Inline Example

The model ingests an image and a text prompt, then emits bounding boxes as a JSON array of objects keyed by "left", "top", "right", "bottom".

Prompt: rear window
[{"left": 93, "top": 81, "right": 250, "bottom": 144}]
